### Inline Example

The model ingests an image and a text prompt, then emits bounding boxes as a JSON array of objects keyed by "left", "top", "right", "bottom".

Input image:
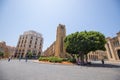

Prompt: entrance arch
[{"left": 117, "top": 50, "right": 120, "bottom": 59}]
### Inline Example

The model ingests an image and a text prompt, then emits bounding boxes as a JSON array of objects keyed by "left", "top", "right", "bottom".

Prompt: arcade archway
[{"left": 117, "top": 50, "right": 120, "bottom": 59}]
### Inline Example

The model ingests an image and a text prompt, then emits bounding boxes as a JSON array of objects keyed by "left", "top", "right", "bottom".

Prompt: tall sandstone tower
[
  {"left": 55, "top": 24, "right": 66, "bottom": 57},
  {"left": 43, "top": 24, "right": 67, "bottom": 58}
]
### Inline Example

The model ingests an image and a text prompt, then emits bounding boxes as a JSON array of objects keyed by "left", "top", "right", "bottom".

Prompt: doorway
[{"left": 117, "top": 50, "right": 120, "bottom": 59}]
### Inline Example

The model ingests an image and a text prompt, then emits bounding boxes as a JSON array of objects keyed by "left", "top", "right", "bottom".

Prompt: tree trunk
[
  {"left": 79, "top": 52, "right": 84, "bottom": 65},
  {"left": 82, "top": 53, "right": 84, "bottom": 65},
  {"left": 85, "top": 54, "right": 88, "bottom": 63},
  {"left": 71, "top": 54, "right": 75, "bottom": 59}
]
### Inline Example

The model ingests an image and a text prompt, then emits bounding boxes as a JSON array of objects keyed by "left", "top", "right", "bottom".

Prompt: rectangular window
[
  {"left": 35, "top": 41, "right": 37, "bottom": 45},
  {"left": 117, "top": 41, "right": 119, "bottom": 46},
  {"left": 22, "top": 40, "right": 23, "bottom": 43},
  {"left": 29, "top": 45, "right": 31, "bottom": 48},
  {"left": 40, "top": 43, "right": 42, "bottom": 46},
  {"left": 31, "top": 36, "right": 33, "bottom": 39},
  {"left": 41, "top": 39, "right": 43, "bottom": 43},
  {"left": 39, "top": 47, "right": 41, "bottom": 49},
  {"left": 18, "top": 40, "right": 20, "bottom": 44},
  {"left": 17, "top": 44, "right": 19, "bottom": 47},
  {"left": 30, "top": 40, "right": 32, "bottom": 44},
  {"left": 25, "top": 40, "right": 26, "bottom": 43}
]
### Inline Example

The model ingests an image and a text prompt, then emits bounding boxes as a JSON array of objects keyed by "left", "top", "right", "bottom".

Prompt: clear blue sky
[{"left": 0, "top": 0, "right": 120, "bottom": 51}]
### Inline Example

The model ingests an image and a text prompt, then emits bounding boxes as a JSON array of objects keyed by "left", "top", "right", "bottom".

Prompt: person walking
[
  {"left": 19, "top": 54, "right": 21, "bottom": 61},
  {"left": 101, "top": 59, "right": 104, "bottom": 66},
  {"left": 25, "top": 54, "right": 28, "bottom": 62},
  {"left": 8, "top": 56, "right": 11, "bottom": 62}
]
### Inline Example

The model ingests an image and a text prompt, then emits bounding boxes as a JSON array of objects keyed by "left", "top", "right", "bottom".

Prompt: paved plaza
[{"left": 0, "top": 60, "right": 120, "bottom": 80}]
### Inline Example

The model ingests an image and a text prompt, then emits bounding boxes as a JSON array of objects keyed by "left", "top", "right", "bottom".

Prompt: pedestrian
[
  {"left": 19, "top": 54, "right": 21, "bottom": 61},
  {"left": 101, "top": 59, "right": 104, "bottom": 65},
  {"left": 8, "top": 56, "right": 11, "bottom": 62},
  {"left": 25, "top": 54, "right": 28, "bottom": 62}
]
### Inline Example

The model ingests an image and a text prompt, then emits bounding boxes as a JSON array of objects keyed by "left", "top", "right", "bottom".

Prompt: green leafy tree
[
  {"left": 64, "top": 31, "right": 106, "bottom": 64},
  {"left": 0, "top": 52, "right": 4, "bottom": 58},
  {"left": 27, "top": 51, "right": 33, "bottom": 59}
]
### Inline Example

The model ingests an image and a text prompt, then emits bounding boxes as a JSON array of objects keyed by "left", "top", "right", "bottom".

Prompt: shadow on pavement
[{"left": 84, "top": 63, "right": 120, "bottom": 68}]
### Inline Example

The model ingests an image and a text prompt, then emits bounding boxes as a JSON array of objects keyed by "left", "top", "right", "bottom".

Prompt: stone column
[
  {"left": 105, "top": 43, "right": 112, "bottom": 60},
  {"left": 106, "top": 38, "right": 117, "bottom": 61},
  {"left": 115, "top": 50, "right": 119, "bottom": 60}
]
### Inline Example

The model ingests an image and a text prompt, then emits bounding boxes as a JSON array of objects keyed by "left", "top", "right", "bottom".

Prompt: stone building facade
[
  {"left": 14, "top": 30, "right": 43, "bottom": 58},
  {"left": 0, "top": 41, "right": 15, "bottom": 58},
  {"left": 0, "top": 41, "right": 9, "bottom": 57},
  {"left": 87, "top": 50, "right": 107, "bottom": 61},
  {"left": 7, "top": 46, "right": 16, "bottom": 56},
  {"left": 105, "top": 32, "right": 120, "bottom": 61},
  {"left": 44, "top": 24, "right": 67, "bottom": 58},
  {"left": 43, "top": 42, "right": 55, "bottom": 57}
]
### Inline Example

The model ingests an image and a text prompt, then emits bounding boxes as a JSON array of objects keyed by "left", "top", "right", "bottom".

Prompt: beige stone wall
[
  {"left": 88, "top": 50, "right": 107, "bottom": 61},
  {"left": 44, "top": 41, "right": 55, "bottom": 57}
]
